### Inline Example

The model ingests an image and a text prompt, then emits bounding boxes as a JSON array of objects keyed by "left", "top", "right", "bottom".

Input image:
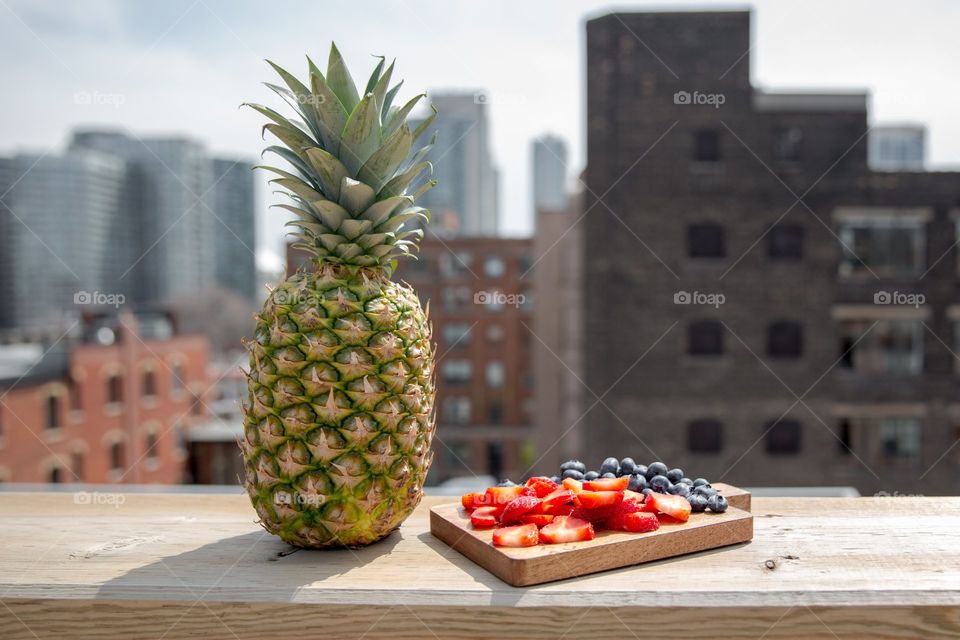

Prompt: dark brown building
[
  {"left": 582, "top": 10, "right": 960, "bottom": 494},
  {"left": 288, "top": 238, "right": 535, "bottom": 483}
]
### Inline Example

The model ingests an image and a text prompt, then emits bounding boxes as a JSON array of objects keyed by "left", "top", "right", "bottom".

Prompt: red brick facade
[{"left": 0, "top": 318, "right": 209, "bottom": 484}]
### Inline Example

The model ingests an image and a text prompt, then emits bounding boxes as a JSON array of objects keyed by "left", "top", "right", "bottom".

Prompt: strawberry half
[
  {"left": 583, "top": 477, "right": 629, "bottom": 492},
  {"left": 607, "top": 511, "right": 660, "bottom": 533},
  {"left": 535, "top": 488, "right": 575, "bottom": 514},
  {"left": 484, "top": 485, "right": 531, "bottom": 508},
  {"left": 576, "top": 490, "right": 623, "bottom": 510},
  {"left": 562, "top": 477, "right": 583, "bottom": 493},
  {"left": 571, "top": 505, "right": 619, "bottom": 524},
  {"left": 500, "top": 496, "right": 542, "bottom": 525},
  {"left": 646, "top": 492, "right": 691, "bottom": 522},
  {"left": 520, "top": 513, "right": 556, "bottom": 527},
  {"left": 470, "top": 506, "right": 500, "bottom": 528},
  {"left": 461, "top": 492, "right": 485, "bottom": 511},
  {"left": 492, "top": 523, "right": 539, "bottom": 547},
  {"left": 539, "top": 516, "right": 595, "bottom": 544},
  {"left": 524, "top": 476, "right": 559, "bottom": 498}
]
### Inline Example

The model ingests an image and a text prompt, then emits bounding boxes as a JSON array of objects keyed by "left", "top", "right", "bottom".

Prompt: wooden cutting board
[{"left": 430, "top": 483, "right": 753, "bottom": 587}]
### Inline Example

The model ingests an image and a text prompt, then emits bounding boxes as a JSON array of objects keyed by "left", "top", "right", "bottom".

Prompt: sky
[{"left": 1, "top": 0, "right": 959, "bottom": 269}]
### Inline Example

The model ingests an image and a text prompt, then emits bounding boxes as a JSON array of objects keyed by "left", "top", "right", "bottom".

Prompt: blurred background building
[
  {"left": 869, "top": 124, "right": 926, "bottom": 171},
  {"left": 532, "top": 134, "right": 569, "bottom": 212}
]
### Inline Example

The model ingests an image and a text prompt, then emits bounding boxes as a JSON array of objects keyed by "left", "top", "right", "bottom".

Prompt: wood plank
[
  {"left": 431, "top": 501, "right": 753, "bottom": 586},
  {"left": 0, "top": 492, "right": 959, "bottom": 640}
]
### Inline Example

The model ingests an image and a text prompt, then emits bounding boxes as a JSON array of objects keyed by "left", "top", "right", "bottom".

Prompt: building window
[
  {"left": 694, "top": 129, "right": 720, "bottom": 162},
  {"left": 487, "top": 442, "right": 503, "bottom": 480},
  {"left": 838, "top": 419, "right": 853, "bottom": 455},
  {"left": 143, "top": 370, "right": 156, "bottom": 398},
  {"left": 767, "top": 223, "right": 804, "bottom": 260},
  {"left": 191, "top": 395, "right": 203, "bottom": 416},
  {"left": 109, "top": 442, "right": 125, "bottom": 472},
  {"left": 439, "top": 252, "right": 473, "bottom": 278},
  {"left": 443, "top": 323, "right": 472, "bottom": 347},
  {"left": 485, "top": 361, "right": 505, "bottom": 388},
  {"left": 880, "top": 418, "right": 921, "bottom": 459},
  {"left": 145, "top": 432, "right": 159, "bottom": 461},
  {"left": 69, "top": 378, "right": 82, "bottom": 412},
  {"left": 687, "top": 223, "right": 725, "bottom": 258},
  {"left": 838, "top": 217, "right": 924, "bottom": 277},
  {"left": 441, "top": 286, "right": 472, "bottom": 312},
  {"left": 767, "top": 321, "right": 804, "bottom": 358},
  {"left": 688, "top": 320, "right": 724, "bottom": 356},
  {"left": 443, "top": 397, "right": 471, "bottom": 424},
  {"left": 171, "top": 363, "right": 185, "bottom": 394},
  {"left": 49, "top": 467, "right": 62, "bottom": 484},
  {"left": 687, "top": 419, "right": 723, "bottom": 452},
  {"left": 765, "top": 419, "right": 802, "bottom": 455},
  {"left": 838, "top": 320, "right": 922, "bottom": 375},
  {"left": 484, "top": 256, "right": 506, "bottom": 278},
  {"left": 486, "top": 324, "right": 504, "bottom": 342},
  {"left": 488, "top": 402, "right": 503, "bottom": 424},
  {"left": 46, "top": 395, "right": 61, "bottom": 430},
  {"left": 774, "top": 126, "right": 803, "bottom": 162},
  {"left": 107, "top": 374, "right": 123, "bottom": 405},
  {"left": 71, "top": 451, "right": 84, "bottom": 481},
  {"left": 441, "top": 360, "right": 472, "bottom": 384}
]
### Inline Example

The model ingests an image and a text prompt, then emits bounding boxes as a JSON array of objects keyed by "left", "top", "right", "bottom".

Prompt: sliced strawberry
[
  {"left": 500, "top": 496, "right": 542, "bottom": 525},
  {"left": 524, "top": 476, "right": 559, "bottom": 498},
  {"left": 576, "top": 490, "right": 623, "bottom": 510},
  {"left": 484, "top": 485, "right": 531, "bottom": 508},
  {"left": 539, "top": 516, "right": 596, "bottom": 544},
  {"left": 492, "top": 523, "right": 539, "bottom": 547},
  {"left": 623, "top": 489, "right": 646, "bottom": 503},
  {"left": 646, "top": 492, "right": 691, "bottom": 522},
  {"left": 520, "top": 513, "right": 556, "bottom": 527},
  {"left": 461, "top": 492, "right": 485, "bottom": 511},
  {"left": 583, "top": 477, "right": 629, "bottom": 492},
  {"left": 617, "top": 493, "right": 645, "bottom": 514},
  {"left": 607, "top": 511, "right": 660, "bottom": 533},
  {"left": 470, "top": 506, "right": 500, "bottom": 528},
  {"left": 535, "top": 488, "right": 575, "bottom": 512},
  {"left": 571, "top": 505, "right": 619, "bottom": 524},
  {"left": 562, "top": 477, "right": 583, "bottom": 493},
  {"left": 542, "top": 502, "right": 574, "bottom": 517}
]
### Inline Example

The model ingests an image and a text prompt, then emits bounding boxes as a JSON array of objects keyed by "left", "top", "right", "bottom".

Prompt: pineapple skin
[{"left": 241, "top": 264, "right": 435, "bottom": 547}]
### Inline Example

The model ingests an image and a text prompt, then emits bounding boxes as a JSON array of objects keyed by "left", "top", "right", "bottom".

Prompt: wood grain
[
  {"left": 0, "top": 491, "right": 959, "bottom": 639},
  {"left": 430, "top": 497, "right": 753, "bottom": 586}
]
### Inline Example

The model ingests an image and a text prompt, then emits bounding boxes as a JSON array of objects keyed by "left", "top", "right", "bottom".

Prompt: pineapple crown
[{"left": 245, "top": 43, "right": 438, "bottom": 273}]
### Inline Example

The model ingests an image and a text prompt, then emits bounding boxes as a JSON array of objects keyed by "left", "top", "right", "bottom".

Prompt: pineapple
[{"left": 240, "top": 44, "right": 438, "bottom": 547}]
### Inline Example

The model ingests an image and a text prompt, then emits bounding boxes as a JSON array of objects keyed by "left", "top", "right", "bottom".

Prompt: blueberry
[
  {"left": 601, "top": 472, "right": 617, "bottom": 479},
  {"left": 692, "top": 478, "right": 710, "bottom": 488},
  {"left": 583, "top": 470, "right": 600, "bottom": 481},
  {"left": 707, "top": 495, "right": 728, "bottom": 513},
  {"left": 666, "top": 468, "right": 684, "bottom": 484},
  {"left": 641, "top": 487, "right": 653, "bottom": 496},
  {"left": 646, "top": 462, "right": 668, "bottom": 479},
  {"left": 627, "top": 474, "right": 647, "bottom": 492},
  {"left": 694, "top": 485, "right": 717, "bottom": 499},
  {"left": 496, "top": 479, "right": 516, "bottom": 487},
  {"left": 649, "top": 475, "right": 671, "bottom": 493},
  {"left": 561, "top": 469, "right": 584, "bottom": 481},
  {"left": 673, "top": 483, "right": 691, "bottom": 498},
  {"left": 599, "top": 457, "right": 620, "bottom": 475},
  {"left": 619, "top": 458, "right": 637, "bottom": 475},
  {"left": 688, "top": 494, "right": 708, "bottom": 512},
  {"left": 681, "top": 478, "right": 693, "bottom": 486},
  {"left": 560, "top": 460, "right": 587, "bottom": 474},
  {"left": 667, "top": 483, "right": 681, "bottom": 495},
  {"left": 635, "top": 464, "right": 648, "bottom": 478},
  {"left": 549, "top": 475, "right": 561, "bottom": 484}
]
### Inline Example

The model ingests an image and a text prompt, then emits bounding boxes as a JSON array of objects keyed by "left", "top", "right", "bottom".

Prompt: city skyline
[{"left": 2, "top": 0, "right": 960, "bottom": 270}]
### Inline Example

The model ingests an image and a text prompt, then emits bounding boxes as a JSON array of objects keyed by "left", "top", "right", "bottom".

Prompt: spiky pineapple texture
[
  {"left": 240, "top": 44, "right": 437, "bottom": 548},
  {"left": 245, "top": 43, "right": 437, "bottom": 271}
]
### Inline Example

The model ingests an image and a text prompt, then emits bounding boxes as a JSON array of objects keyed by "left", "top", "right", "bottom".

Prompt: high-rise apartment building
[
  {"left": 532, "top": 134, "right": 568, "bottom": 212},
  {"left": 411, "top": 93, "right": 498, "bottom": 236},
  {"left": 210, "top": 158, "right": 257, "bottom": 301},
  {"left": 581, "top": 11, "right": 960, "bottom": 494}
]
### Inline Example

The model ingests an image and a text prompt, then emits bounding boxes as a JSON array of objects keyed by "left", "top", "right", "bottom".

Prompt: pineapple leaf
[
  {"left": 264, "top": 62, "right": 324, "bottom": 141},
  {"left": 360, "top": 195, "right": 411, "bottom": 226},
  {"left": 306, "top": 54, "right": 323, "bottom": 80},
  {"left": 357, "top": 124, "right": 412, "bottom": 192},
  {"left": 308, "top": 73, "right": 348, "bottom": 153},
  {"left": 327, "top": 42, "right": 361, "bottom": 112},
  {"left": 381, "top": 80, "right": 404, "bottom": 120},
  {"left": 340, "top": 93, "right": 381, "bottom": 176},
  {"left": 412, "top": 179, "right": 437, "bottom": 200},
  {"left": 271, "top": 178, "right": 325, "bottom": 202},
  {"left": 371, "top": 59, "right": 395, "bottom": 115},
  {"left": 378, "top": 161, "right": 432, "bottom": 199},
  {"left": 338, "top": 177, "right": 376, "bottom": 214},
  {"left": 318, "top": 234, "right": 349, "bottom": 252},
  {"left": 383, "top": 93, "right": 424, "bottom": 139},
  {"left": 304, "top": 148, "right": 349, "bottom": 201},
  {"left": 286, "top": 219, "right": 333, "bottom": 237},
  {"left": 308, "top": 200, "right": 350, "bottom": 230},
  {"left": 411, "top": 104, "right": 437, "bottom": 141},
  {"left": 262, "top": 145, "right": 314, "bottom": 179},
  {"left": 357, "top": 232, "right": 390, "bottom": 249},
  {"left": 263, "top": 124, "right": 315, "bottom": 158},
  {"left": 338, "top": 218, "right": 374, "bottom": 240},
  {"left": 270, "top": 203, "right": 319, "bottom": 222},
  {"left": 364, "top": 55, "right": 386, "bottom": 95},
  {"left": 335, "top": 243, "right": 364, "bottom": 260},
  {"left": 254, "top": 164, "right": 322, "bottom": 191}
]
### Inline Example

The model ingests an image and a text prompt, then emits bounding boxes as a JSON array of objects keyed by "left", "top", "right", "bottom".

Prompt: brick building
[
  {"left": 0, "top": 313, "right": 209, "bottom": 484},
  {"left": 582, "top": 10, "right": 960, "bottom": 494},
  {"left": 288, "top": 237, "right": 535, "bottom": 483}
]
